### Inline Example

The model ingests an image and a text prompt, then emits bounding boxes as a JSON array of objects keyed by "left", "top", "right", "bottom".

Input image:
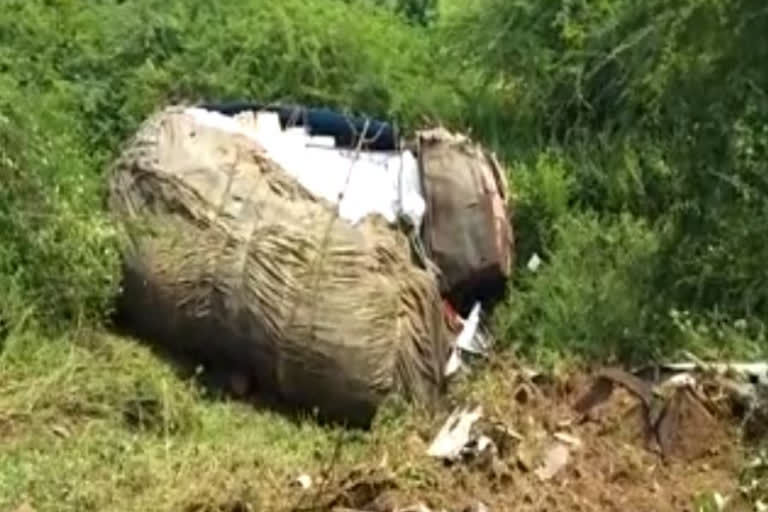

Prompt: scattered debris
[
  {"left": 526, "top": 253, "right": 542, "bottom": 272},
  {"left": 443, "top": 351, "right": 463, "bottom": 378},
  {"left": 293, "top": 473, "right": 313, "bottom": 490},
  {"left": 425, "top": 403, "right": 525, "bottom": 483},
  {"left": 573, "top": 364, "right": 737, "bottom": 461},
  {"left": 476, "top": 435, "right": 494, "bottom": 454},
  {"left": 522, "top": 365, "right": 542, "bottom": 379},
  {"left": 444, "top": 303, "right": 493, "bottom": 378},
  {"left": 712, "top": 492, "right": 727, "bottom": 510},
  {"left": 455, "top": 304, "right": 491, "bottom": 356},
  {"left": 657, "top": 372, "right": 698, "bottom": 392},
  {"left": 461, "top": 503, "right": 489, "bottom": 512},
  {"left": 50, "top": 424, "right": 71, "bottom": 439},
  {"left": 553, "top": 432, "right": 583, "bottom": 449},
  {"left": 288, "top": 361, "right": 751, "bottom": 512},
  {"left": 426, "top": 406, "right": 484, "bottom": 461},
  {"left": 661, "top": 358, "right": 768, "bottom": 386},
  {"left": 534, "top": 442, "right": 570, "bottom": 481}
]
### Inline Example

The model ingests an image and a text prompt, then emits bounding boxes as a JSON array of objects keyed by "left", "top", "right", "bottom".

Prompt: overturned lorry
[{"left": 108, "top": 103, "right": 513, "bottom": 427}]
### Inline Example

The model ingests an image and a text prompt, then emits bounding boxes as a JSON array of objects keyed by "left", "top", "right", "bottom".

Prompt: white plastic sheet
[
  {"left": 426, "top": 405, "right": 483, "bottom": 460},
  {"left": 444, "top": 302, "right": 494, "bottom": 377},
  {"left": 185, "top": 107, "right": 425, "bottom": 229}
]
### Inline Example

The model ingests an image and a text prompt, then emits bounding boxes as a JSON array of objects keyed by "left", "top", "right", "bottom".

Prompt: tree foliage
[
  {"left": 445, "top": 0, "right": 768, "bottom": 357},
  {"left": 0, "top": 0, "right": 458, "bottom": 329}
]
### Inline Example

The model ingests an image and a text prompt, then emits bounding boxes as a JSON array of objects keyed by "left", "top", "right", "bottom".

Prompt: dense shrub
[
  {"left": 444, "top": 0, "right": 768, "bottom": 356},
  {"left": 0, "top": 83, "right": 120, "bottom": 328},
  {"left": 1, "top": 0, "right": 765, "bottom": 360},
  {"left": 495, "top": 212, "right": 664, "bottom": 363},
  {"left": 0, "top": 0, "right": 460, "bottom": 332}
]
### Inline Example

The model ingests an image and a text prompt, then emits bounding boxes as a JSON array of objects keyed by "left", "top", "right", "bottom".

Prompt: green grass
[{"left": 0, "top": 331, "right": 384, "bottom": 511}]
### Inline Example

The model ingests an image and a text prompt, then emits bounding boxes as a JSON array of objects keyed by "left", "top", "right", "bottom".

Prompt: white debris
[
  {"left": 712, "top": 492, "right": 727, "bottom": 511},
  {"left": 747, "top": 455, "right": 767, "bottom": 469},
  {"left": 526, "top": 253, "right": 542, "bottom": 272},
  {"left": 294, "top": 474, "right": 312, "bottom": 490},
  {"left": 657, "top": 372, "right": 698, "bottom": 391},
  {"left": 427, "top": 406, "right": 483, "bottom": 460},
  {"left": 661, "top": 359, "right": 768, "bottom": 385},
  {"left": 444, "top": 349, "right": 465, "bottom": 378},
  {"left": 444, "top": 302, "right": 493, "bottom": 377},
  {"left": 498, "top": 424, "right": 525, "bottom": 442},
  {"left": 522, "top": 366, "right": 542, "bottom": 381},
  {"left": 476, "top": 435, "right": 495, "bottom": 454},
  {"left": 456, "top": 303, "right": 491, "bottom": 355},
  {"left": 185, "top": 107, "right": 426, "bottom": 229},
  {"left": 535, "top": 443, "right": 571, "bottom": 481},
  {"left": 553, "top": 432, "right": 583, "bottom": 450}
]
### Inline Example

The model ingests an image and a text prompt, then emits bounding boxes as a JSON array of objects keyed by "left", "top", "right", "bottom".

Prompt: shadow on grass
[{"left": 107, "top": 288, "right": 377, "bottom": 433}]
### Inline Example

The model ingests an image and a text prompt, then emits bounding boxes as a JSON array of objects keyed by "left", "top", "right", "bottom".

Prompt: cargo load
[{"left": 109, "top": 106, "right": 452, "bottom": 427}]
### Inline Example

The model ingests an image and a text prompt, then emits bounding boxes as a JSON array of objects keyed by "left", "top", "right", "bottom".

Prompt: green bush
[
  {"left": 495, "top": 212, "right": 664, "bottom": 363},
  {"left": 0, "top": 0, "right": 462, "bottom": 333},
  {"left": 2, "top": 0, "right": 766, "bottom": 362},
  {"left": 447, "top": 0, "right": 768, "bottom": 355},
  {"left": 508, "top": 151, "right": 574, "bottom": 262},
  {"left": 0, "top": 84, "right": 120, "bottom": 328},
  {"left": 0, "top": 0, "right": 461, "bottom": 153}
]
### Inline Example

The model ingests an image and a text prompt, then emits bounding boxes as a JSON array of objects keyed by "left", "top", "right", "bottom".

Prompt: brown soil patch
[{"left": 315, "top": 362, "right": 751, "bottom": 512}]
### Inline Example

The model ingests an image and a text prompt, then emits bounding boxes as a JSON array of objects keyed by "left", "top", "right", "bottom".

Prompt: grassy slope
[
  {"left": 1, "top": 331, "right": 761, "bottom": 512},
  {"left": 0, "top": 332, "right": 357, "bottom": 511}
]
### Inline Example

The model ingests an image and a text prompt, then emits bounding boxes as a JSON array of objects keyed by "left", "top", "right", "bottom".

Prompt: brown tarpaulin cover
[
  {"left": 108, "top": 106, "right": 451, "bottom": 426},
  {"left": 418, "top": 127, "right": 514, "bottom": 315}
]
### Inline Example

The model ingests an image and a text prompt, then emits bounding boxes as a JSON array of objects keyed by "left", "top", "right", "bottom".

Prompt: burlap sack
[{"left": 109, "top": 106, "right": 451, "bottom": 426}]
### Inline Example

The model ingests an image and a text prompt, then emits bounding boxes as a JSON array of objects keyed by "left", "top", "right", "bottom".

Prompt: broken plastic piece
[
  {"left": 294, "top": 474, "right": 312, "bottom": 490},
  {"left": 444, "top": 302, "right": 493, "bottom": 377},
  {"left": 427, "top": 406, "right": 483, "bottom": 460},
  {"left": 527, "top": 253, "right": 542, "bottom": 272},
  {"left": 662, "top": 360, "right": 768, "bottom": 385},
  {"left": 444, "top": 349, "right": 464, "bottom": 378},
  {"left": 535, "top": 442, "right": 570, "bottom": 481},
  {"left": 456, "top": 303, "right": 490, "bottom": 355},
  {"left": 553, "top": 432, "right": 583, "bottom": 449}
]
